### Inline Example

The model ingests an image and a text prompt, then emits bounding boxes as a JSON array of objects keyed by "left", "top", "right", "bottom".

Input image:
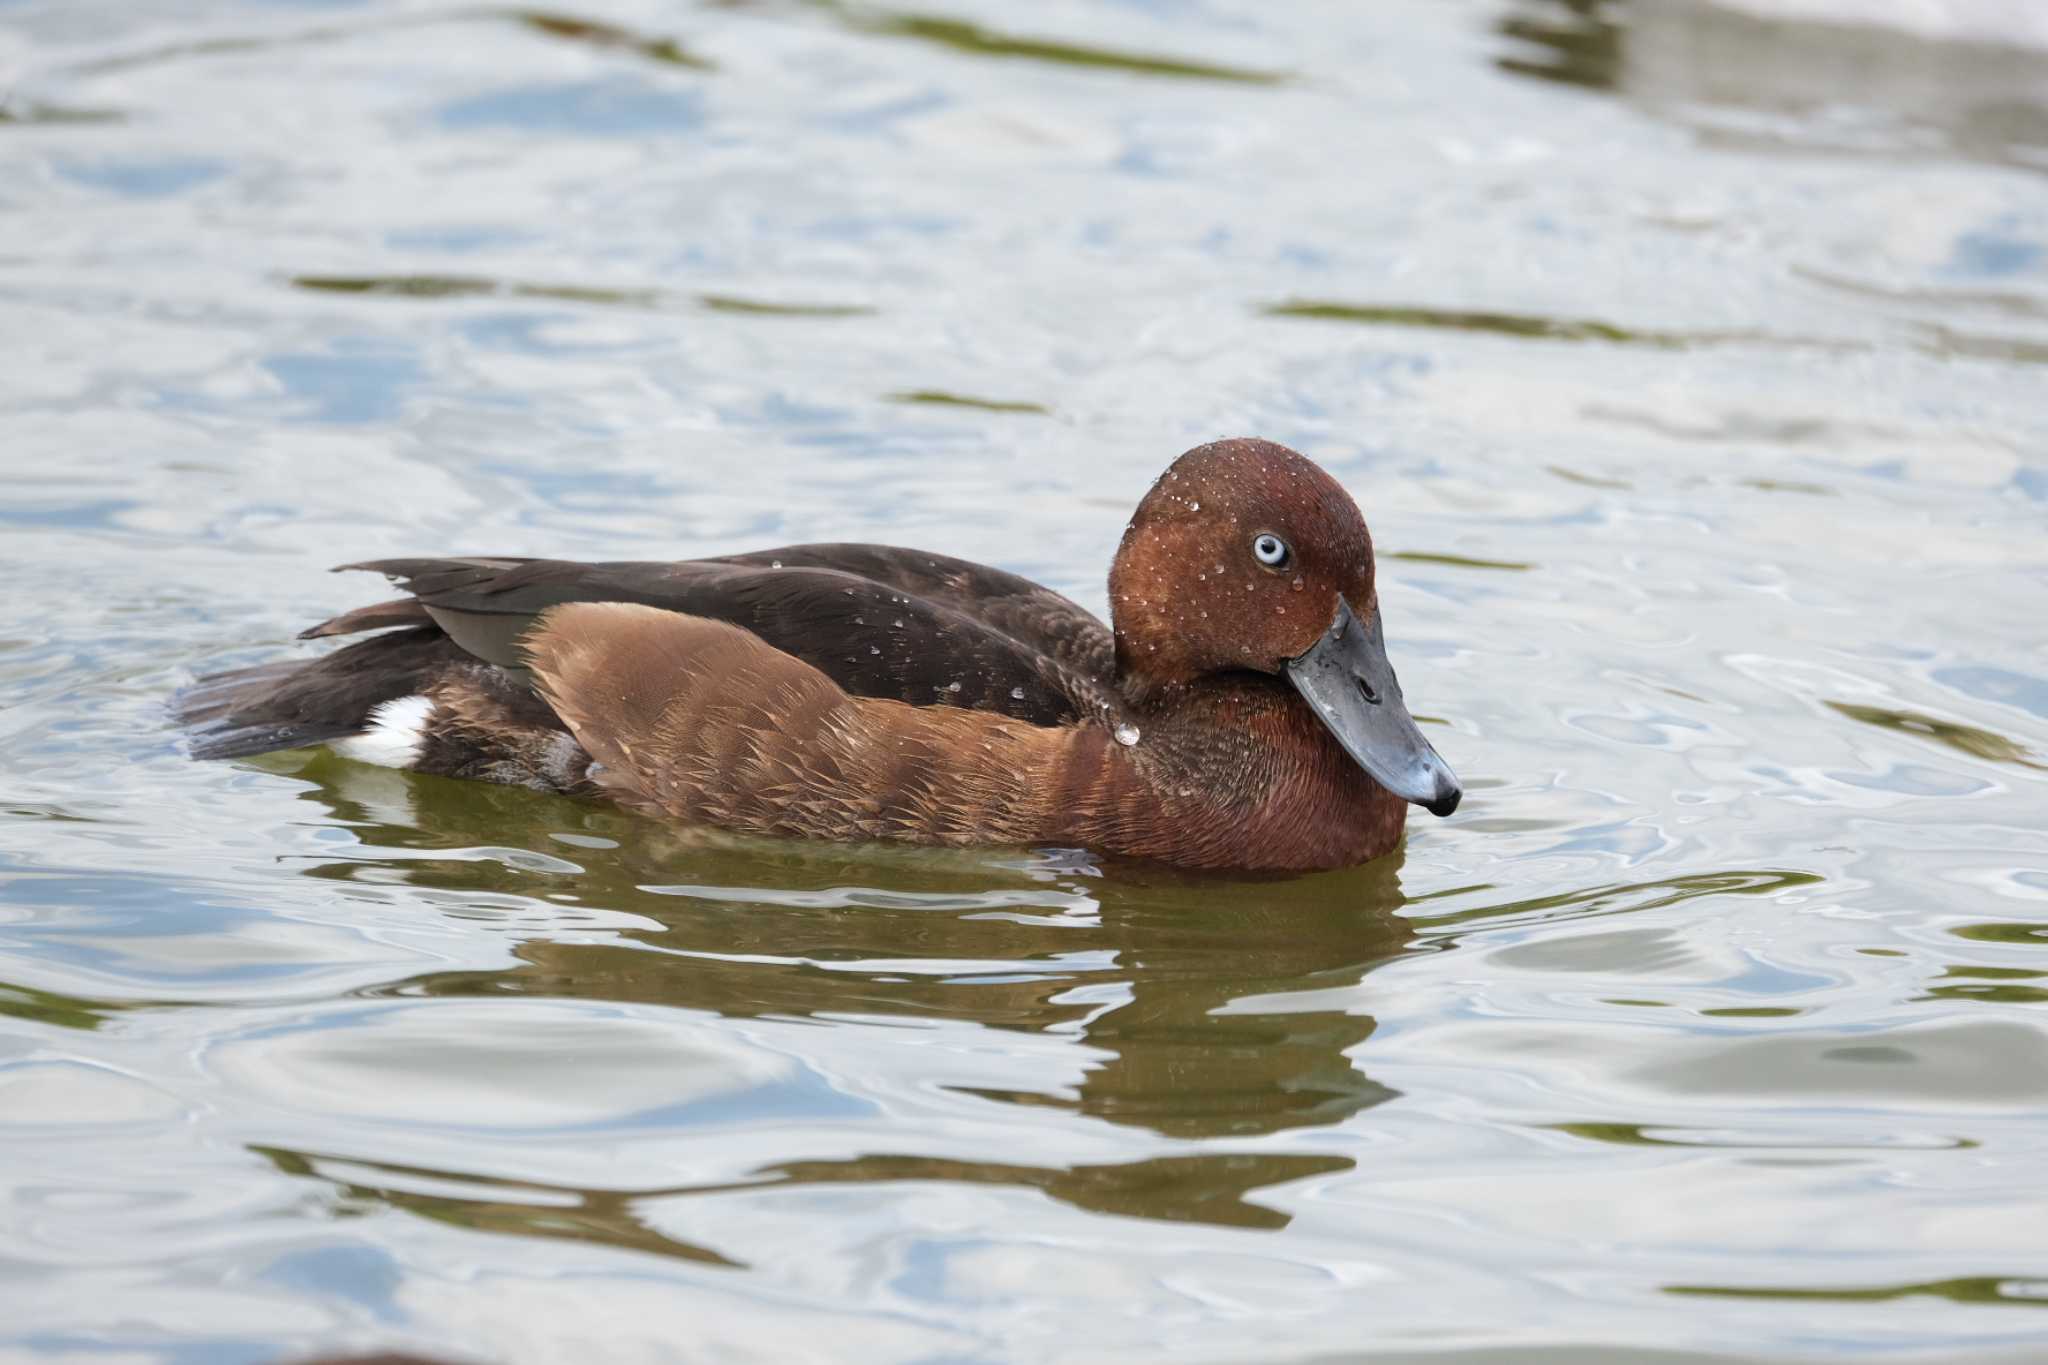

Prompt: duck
[{"left": 176, "top": 437, "right": 1461, "bottom": 871}]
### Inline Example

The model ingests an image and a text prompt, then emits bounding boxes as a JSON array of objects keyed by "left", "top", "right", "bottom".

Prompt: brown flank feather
[
  {"left": 525, "top": 602, "right": 1404, "bottom": 869},
  {"left": 528, "top": 603, "right": 1069, "bottom": 847}
]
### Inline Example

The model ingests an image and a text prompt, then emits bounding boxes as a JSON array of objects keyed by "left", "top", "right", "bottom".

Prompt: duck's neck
[{"left": 1069, "top": 675, "right": 1407, "bottom": 871}]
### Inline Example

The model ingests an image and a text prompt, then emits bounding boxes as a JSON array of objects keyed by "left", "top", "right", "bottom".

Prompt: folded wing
[{"left": 322, "top": 545, "right": 1116, "bottom": 725}]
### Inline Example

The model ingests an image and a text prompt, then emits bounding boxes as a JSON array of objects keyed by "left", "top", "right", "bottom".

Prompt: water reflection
[
  {"left": 1666, "top": 1275, "right": 2048, "bottom": 1308},
  {"left": 1262, "top": 295, "right": 2040, "bottom": 365},
  {"left": 1827, "top": 701, "right": 2047, "bottom": 771},
  {"left": 290, "top": 755, "right": 1412, "bottom": 1141},
  {"left": 1498, "top": 0, "right": 2048, "bottom": 171},
  {"left": 61, "top": 6, "right": 717, "bottom": 80},
  {"left": 886, "top": 390, "right": 1048, "bottom": 414},
  {"left": 0, "top": 98, "right": 123, "bottom": 126},
  {"left": 793, "top": 0, "right": 1289, "bottom": 85},
  {"left": 259, "top": 1144, "right": 742, "bottom": 1268},
  {"left": 1495, "top": 0, "right": 1624, "bottom": 90},
  {"left": 263, "top": 1141, "right": 1355, "bottom": 1268},
  {"left": 290, "top": 274, "right": 875, "bottom": 317},
  {"left": 510, "top": 10, "right": 715, "bottom": 71},
  {"left": 245, "top": 754, "right": 1412, "bottom": 1232},
  {"left": 0, "top": 979, "right": 135, "bottom": 1031},
  {"left": 1916, "top": 965, "right": 2048, "bottom": 1006}
]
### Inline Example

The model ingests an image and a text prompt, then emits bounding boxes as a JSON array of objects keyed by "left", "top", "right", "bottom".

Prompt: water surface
[{"left": 2, "top": 0, "right": 2046, "bottom": 1361}]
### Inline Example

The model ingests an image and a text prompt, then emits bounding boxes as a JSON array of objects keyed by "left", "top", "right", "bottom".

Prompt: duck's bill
[{"left": 1286, "top": 596, "right": 1462, "bottom": 818}]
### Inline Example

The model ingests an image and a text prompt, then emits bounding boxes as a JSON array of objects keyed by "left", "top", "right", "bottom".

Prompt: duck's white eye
[{"left": 1252, "top": 532, "right": 1291, "bottom": 568}]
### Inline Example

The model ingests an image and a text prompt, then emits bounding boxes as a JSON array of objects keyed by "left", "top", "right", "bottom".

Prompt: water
[{"left": 2, "top": 1, "right": 2046, "bottom": 1360}]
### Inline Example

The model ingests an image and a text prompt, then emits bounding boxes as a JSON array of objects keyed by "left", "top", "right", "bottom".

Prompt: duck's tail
[
  {"left": 173, "top": 626, "right": 470, "bottom": 759},
  {"left": 175, "top": 620, "right": 593, "bottom": 795}
]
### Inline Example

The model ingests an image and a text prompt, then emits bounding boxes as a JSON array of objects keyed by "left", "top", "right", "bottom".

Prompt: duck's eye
[{"left": 1251, "top": 532, "right": 1291, "bottom": 568}]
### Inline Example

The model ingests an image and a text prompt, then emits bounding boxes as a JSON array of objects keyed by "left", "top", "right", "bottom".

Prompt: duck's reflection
[
  {"left": 259, "top": 1141, "right": 1358, "bottom": 1271},
  {"left": 263, "top": 755, "right": 1418, "bottom": 1249}
]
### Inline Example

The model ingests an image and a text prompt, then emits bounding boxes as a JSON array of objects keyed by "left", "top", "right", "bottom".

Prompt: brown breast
[{"left": 1043, "top": 677, "right": 1409, "bottom": 870}]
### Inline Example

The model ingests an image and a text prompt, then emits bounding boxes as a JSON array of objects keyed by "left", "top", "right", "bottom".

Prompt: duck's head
[{"left": 1109, "top": 437, "right": 1461, "bottom": 818}]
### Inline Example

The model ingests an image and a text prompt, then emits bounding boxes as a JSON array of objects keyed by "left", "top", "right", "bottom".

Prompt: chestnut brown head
[{"left": 1109, "top": 437, "right": 1461, "bottom": 818}]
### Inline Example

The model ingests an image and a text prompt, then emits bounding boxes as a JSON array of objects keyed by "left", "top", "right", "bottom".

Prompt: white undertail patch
[{"left": 334, "top": 694, "right": 434, "bottom": 768}]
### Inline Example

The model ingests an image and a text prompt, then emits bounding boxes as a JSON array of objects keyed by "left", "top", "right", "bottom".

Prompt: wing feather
[{"left": 330, "top": 546, "right": 1115, "bottom": 724}]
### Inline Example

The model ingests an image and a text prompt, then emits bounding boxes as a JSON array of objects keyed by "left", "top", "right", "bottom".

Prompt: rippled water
[{"left": 3, "top": 1, "right": 2047, "bottom": 1361}]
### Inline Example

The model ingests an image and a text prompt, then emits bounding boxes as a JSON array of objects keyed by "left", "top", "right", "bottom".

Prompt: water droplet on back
[
  {"left": 1010, "top": 686, "right": 1026, "bottom": 701},
  {"left": 1113, "top": 722, "right": 1141, "bottom": 747}
]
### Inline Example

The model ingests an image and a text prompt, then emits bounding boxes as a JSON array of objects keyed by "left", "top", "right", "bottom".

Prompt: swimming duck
[{"left": 177, "top": 438, "right": 1460, "bottom": 871}]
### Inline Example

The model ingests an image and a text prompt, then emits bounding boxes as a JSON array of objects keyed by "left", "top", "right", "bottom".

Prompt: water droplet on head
[
  {"left": 1114, "top": 722, "right": 1141, "bottom": 747},
  {"left": 770, "top": 560, "right": 782, "bottom": 569},
  {"left": 1010, "top": 686, "right": 1026, "bottom": 701},
  {"left": 1291, "top": 575, "right": 1304, "bottom": 592},
  {"left": 1214, "top": 563, "right": 1225, "bottom": 576},
  {"left": 853, "top": 615, "right": 865, "bottom": 625},
  {"left": 1189, "top": 500, "right": 1200, "bottom": 511},
  {"left": 947, "top": 681, "right": 962, "bottom": 693},
  {"left": 893, "top": 619, "right": 905, "bottom": 629},
  {"left": 869, "top": 645, "right": 881, "bottom": 655}
]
